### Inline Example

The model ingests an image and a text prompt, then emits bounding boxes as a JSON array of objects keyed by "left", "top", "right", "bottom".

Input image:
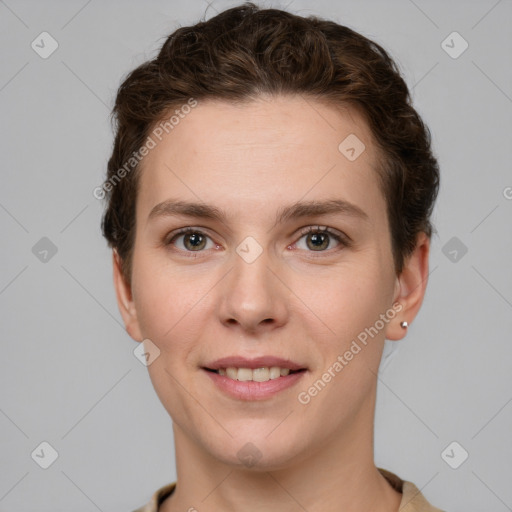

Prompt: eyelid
[
  {"left": 164, "top": 226, "right": 213, "bottom": 244},
  {"left": 296, "top": 225, "right": 349, "bottom": 239}
]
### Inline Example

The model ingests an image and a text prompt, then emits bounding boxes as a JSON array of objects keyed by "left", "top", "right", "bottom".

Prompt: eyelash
[
  {"left": 294, "top": 225, "right": 349, "bottom": 253},
  {"left": 164, "top": 226, "right": 350, "bottom": 257}
]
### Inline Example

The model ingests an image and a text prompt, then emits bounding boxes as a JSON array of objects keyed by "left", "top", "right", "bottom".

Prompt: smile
[{"left": 202, "top": 368, "right": 307, "bottom": 400}]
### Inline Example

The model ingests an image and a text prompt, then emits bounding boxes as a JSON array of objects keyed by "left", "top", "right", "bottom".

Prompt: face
[{"left": 116, "top": 95, "right": 409, "bottom": 470}]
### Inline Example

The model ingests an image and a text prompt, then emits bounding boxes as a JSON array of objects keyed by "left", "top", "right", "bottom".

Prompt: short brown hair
[{"left": 101, "top": 2, "right": 440, "bottom": 283}]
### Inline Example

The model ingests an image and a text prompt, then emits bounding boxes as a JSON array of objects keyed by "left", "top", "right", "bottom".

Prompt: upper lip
[{"left": 204, "top": 356, "right": 306, "bottom": 371}]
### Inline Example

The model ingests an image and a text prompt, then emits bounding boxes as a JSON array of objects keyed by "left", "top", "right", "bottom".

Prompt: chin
[{"left": 205, "top": 427, "right": 309, "bottom": 471}]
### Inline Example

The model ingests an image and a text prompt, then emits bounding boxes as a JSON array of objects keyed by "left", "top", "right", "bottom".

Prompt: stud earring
[{"left": 400, "top": 321, "right": 408, "bottom": 329}]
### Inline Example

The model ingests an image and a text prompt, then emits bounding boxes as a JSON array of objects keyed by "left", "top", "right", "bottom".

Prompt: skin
[{"left": 113, "top": 94, "right": 430, "bottom": 512}]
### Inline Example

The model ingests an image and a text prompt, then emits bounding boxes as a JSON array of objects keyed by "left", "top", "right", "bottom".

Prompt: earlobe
[
  {"left": 385, "top": 232, "right": 430, "bottom": 341},
  {"left": 112, "top": 250, "right": 143, "bottom": 342}
]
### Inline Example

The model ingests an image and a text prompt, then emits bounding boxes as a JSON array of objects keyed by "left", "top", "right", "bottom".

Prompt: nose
[{"left": 217, "top": 246, "right": 289, "bottom": 334}]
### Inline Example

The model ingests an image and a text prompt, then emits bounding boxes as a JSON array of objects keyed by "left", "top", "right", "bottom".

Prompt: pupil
[
  {"left": 308, "top": 233, "right": 328, "bottom": 251},
  {"left": 186, "top": 233, "right": 205, "bottom": 250}
]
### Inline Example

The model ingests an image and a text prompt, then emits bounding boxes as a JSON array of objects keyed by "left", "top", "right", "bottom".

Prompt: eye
[
  {"left": 294, "top": 226, "right": 348, "bottom": 252},
  {"left": 166, "top": 228, "right": 217, "bottom": 252}
]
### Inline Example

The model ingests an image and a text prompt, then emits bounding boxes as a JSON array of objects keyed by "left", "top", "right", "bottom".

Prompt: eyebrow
[{"left": 147, "top": 198, "right": 369, "bottom": 225}]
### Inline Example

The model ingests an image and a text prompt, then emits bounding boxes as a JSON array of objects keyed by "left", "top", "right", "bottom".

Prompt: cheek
[
  {"left": 130, "top": 265, "right": 212, "bottom": 411},
  {"left": 297, "top": 272, "right": 390, "bottom": 412},
  {"left": 303, "top": 262, "right": 389, "bottom": 329},
  {"left": 131, "top": 257, "right": 214, "bottom": 356},
  {"left": 299, "top": 260, "right": 394, "bottom": 383}
]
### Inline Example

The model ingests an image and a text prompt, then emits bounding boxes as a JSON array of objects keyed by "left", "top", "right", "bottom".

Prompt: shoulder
[
  {"left": 378, "top": 467, "right": 445, "bottom": 512},
  {"left": 134, "top": 473, "right": 446, "bottom": 512},
  {"left": 131, "top": 482, "right": 176, "bottom": 512}
]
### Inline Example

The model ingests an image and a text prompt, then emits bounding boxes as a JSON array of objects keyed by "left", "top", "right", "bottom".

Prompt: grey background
[{"left": 1, "top": 0, "right": 511, "bottom": 511}]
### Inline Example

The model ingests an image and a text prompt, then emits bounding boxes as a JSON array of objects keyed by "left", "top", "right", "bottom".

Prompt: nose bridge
[{"left": 218, "top": 241, "right": 288, "bottom": 331}]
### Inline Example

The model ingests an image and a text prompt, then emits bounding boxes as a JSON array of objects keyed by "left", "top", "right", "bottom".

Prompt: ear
[
  {"left": 385, "top": 232, "right": 430, "bottom": 341},
  {"left": 112, "top": 250, "right": 143, "bottom": 342}
]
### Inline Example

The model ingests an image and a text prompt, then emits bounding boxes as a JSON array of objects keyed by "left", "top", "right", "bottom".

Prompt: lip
[
  {"left": 203, "top": 368, "right": 306, "bottom": 401},
  {"left": 204, "top": 356, "right": 305, "bottom": 371}
]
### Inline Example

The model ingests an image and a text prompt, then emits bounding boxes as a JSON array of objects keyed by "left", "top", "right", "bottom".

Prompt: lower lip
[{"left": 203, "top": 369, "right": 306, "bottom": 400}]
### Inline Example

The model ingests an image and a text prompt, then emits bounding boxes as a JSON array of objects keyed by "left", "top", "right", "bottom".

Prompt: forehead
[{"left": 136, "top": 95, "right": 386, "bottom": 227}]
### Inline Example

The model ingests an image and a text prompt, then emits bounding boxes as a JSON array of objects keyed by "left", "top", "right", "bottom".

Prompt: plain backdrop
[{"left": 1, "top": 1, "right": 511, "bottom": 511}]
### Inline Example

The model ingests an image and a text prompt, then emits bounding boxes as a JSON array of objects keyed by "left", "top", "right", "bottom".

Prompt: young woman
[{"left": 101, "top": 3, "right": 442, "bottom": 511}]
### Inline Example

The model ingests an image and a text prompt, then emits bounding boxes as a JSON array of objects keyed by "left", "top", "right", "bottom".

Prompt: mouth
[{"left": 201, "top": 356, "right": 308, "bottom": 400}]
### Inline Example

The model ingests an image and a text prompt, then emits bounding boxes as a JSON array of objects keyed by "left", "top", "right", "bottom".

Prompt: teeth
[
  {"left": 237, "top": 368, "right": 253, "bottom": 382},
  {"left": 269, "top": 367, "right": 281, "bottom": 379},
  {"left": 218, "top": 366, "right": 293, "bottom": 382},
  {"left": 226, "top": 367, "right": 238, "bottom": 379}
]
